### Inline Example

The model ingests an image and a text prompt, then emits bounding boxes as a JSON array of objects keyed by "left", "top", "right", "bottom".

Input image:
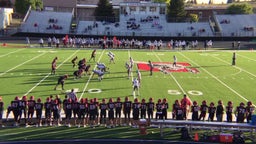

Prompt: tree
[
  {"left": 226, "top": 3, "right": 253, "bottom": 14},
  {"left": 15, "top": 0, "right": 43, "bottom": 15},
  {"left": 167, "top": 0, "right": 187, "bottom": 22},
  {"left": 95, "top": 0, "right": 115, "bottom": 22},
  {"left": 0, "top": 0, "right": 12, "bottom": 7},
  {"left": 189, "top": 13, "right": 199, "bottom": 22}
]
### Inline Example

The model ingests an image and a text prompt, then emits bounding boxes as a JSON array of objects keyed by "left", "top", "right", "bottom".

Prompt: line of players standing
[{"left": 1, "top": 94, "right": 255, "bottom": 128}]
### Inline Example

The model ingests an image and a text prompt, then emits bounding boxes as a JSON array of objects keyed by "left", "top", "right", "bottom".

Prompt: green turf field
[{"left": 0, "top": 46, "right": 256, "bottom": 109}]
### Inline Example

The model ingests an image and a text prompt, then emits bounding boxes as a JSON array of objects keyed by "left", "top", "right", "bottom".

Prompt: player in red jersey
[
  {"left": 208, "top": 102, "right": 216, "bottom": 122},
  {"left": 88, "top": 99, "right": 96, "bottom": 128},
  {"left": 132, "top": 98, "right": 140, "bottom": 128},
  {"left": 27, "top": 96, "right": 36, "bottom": 125},
  {"left": 65, "top": 98, "right": 73, "bottom": 127},
  {"left": 191, "top": 101, "right": 200, "bottom": 121},
  {"left": 51, "top": 57, "right": 58, "bottom": 75},
  {"left": 18, "top": 95, "right": 28, "bottom": 126},
  {"left": 123, "top": 96, "right": 132, "bottom": 126},
  {"left": 99, "top": 98, "right": 107, "bottom": 127},
  {"left": 115, "top": 97, "right": 122, "bottom": 126},
  {"left": 147, "top": 97, "right": 154, "bottom": 120},
  {"left": 226, "top": 101, "right": 233, "bottom": 122},
  {"left": 199, "top": 100, "right": 208, "bottom": 121},
  {"left": 107, "top": 98, "right": 115, "bottom": 128},
  {"left": 162, "top": 98, "right": 169, "bottom": 120},
  {"left": 11, "top": 96, "right": 20, "bottom": 126},
  {"left": 235, "top": 102, "right": 246, "bottom": 123},
  {"left": 155, "top": 99, "right": 163, "bottom": 120},
  {"left": 35, "top": 98, "right": 43, "bottom": 127},
  {"left": 54, "top": 74, "right": 68, "bottom": 90},
  {"left": 71, "top": 56, "right": 78, "bottom": 68},
  {"left": 140, "top": 99, "right": 147, "bottom": 119},
  {"left": 89, "top": 49, "right": 96, "bottom": 62},
  {"left": 44, "top": 97, "right": 52, "bottom": 126}
]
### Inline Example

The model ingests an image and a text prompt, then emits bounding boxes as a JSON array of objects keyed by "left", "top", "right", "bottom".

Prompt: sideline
[{"left": 24, "top": 50, "right": 80, "bottom": 95}]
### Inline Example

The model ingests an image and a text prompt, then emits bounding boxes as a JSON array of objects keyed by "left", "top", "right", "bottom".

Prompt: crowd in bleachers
[
  {"left": 0, "top": 94, "right": 254, "bottom": 128},
  {"left": 30, "top": 36, "right": 205, "bottom": 51}
]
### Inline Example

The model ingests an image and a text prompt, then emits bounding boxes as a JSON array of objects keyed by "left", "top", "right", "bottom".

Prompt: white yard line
[
  {"left": 24, "top": 50, "right": 80, "bottom": 95},
  {"left": 0, "top": 48, "right": 25, "bottom": 58},
  {"left": 128, "top": 50, "right": 136, "bottom": 99},
  {"left": 153, "top": 52, "right": 186, "bottom": 94},
  {"left": 0, "top": 52, "right": 46, "bottom": 76},
  {"left": 179, "top": 52, "right": 255, "bottom": 106},
  {"left": 236, "top": 53, "right": 256, "bottom": 62},
  {"left": 79, "top": 50, "right": 105, "bottom": 100},
  {"left": 212, "top": 55, "right": 256, "bottom": 78}
]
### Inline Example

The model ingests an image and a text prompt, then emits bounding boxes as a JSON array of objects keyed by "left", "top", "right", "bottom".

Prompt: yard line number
[{"left": 168, "top": 90, "right": 203, "bottom": 96}]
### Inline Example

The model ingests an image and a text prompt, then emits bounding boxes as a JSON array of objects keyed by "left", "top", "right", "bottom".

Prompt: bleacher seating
[
  {"left": 20, "top": 10, "right": 73, "bottom": 34},
  {"left": 18, "top": 10, "right": 256, "bottom": 38},
  {"left": 216, "top": 14, "right": 256, "bottom": 37}
]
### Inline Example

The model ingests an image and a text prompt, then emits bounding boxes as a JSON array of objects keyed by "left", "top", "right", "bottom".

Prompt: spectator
[{"left": 39, "top": 38, "right": 44, "bottom": 47}]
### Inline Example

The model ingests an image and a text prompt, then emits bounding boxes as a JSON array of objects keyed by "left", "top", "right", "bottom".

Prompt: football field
[{"left": 0, "top": 45, "right": 256, "bottom": 109}]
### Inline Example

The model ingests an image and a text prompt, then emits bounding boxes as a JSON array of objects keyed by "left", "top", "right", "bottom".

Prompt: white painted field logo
[{"left": 137, "top": 62, "right": 199, "bottom": 74}]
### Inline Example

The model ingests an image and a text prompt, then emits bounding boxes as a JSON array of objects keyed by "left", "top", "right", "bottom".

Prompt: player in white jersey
[
  {"left": 108, "top": 51, "right": 115, "bottom": 64},
  {"left": 92, "top": 70, "right": 105, "bottom": 81},
  {"left": 137, "top": 70, "right": 141, "bottom": 84},
  {"left": 97, "top": 62, "right": 108, "bottom": 72},
  {"left": 129, "top": 57, "right": 134, "bottom": 69},
  {"left": 125, "top": 62, "right": 131, "bottom": 79},
  {"left": 132, "top": 78, "right": 140, "bottom": 96}
]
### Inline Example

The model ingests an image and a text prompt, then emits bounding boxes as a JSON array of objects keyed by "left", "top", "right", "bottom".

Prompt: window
[
  {"left": 150, "top": 7, "right": 156, "bottom": 12},
  {"left": 140, "top": 6, "right": 146, "bottom": 12}
]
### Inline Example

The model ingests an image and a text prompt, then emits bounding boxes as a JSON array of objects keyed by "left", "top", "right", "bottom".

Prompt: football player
[
  {"left": 27, "top": 96, "right": 36, "bottom": 125},
  {"left": 54, "top": 74, "right": 68, "bottom": 90},
  {"left": 35, "top": 98, "right": 43, "bottom": 127},
  {"left": 51, "top": 57, "right": 58, "bottom": 75}
]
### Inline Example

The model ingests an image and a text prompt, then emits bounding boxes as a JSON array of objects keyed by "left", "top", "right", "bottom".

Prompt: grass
[
  {"left": 0, "top": 44, "right": 256, "bottom": 143},
  {"left": 0, "top": 45, "right": 256, "bottom": 108}
]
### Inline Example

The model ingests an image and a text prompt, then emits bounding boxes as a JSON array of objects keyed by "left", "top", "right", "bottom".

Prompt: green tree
[
  {"left": 189, "top": 13, "right": 199, "bottom": 22},
  {"left": 15, "top": 0, "right": 43, "bottom": 14},
  {"left": 167, "top": 0, "right": 187, "bottom": 22},
  {"left": 226, "top": 3, "right": 253, "bottom": 14},
  {"left": 95, "top": 0, "right": 115, "bottom": 22}
]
